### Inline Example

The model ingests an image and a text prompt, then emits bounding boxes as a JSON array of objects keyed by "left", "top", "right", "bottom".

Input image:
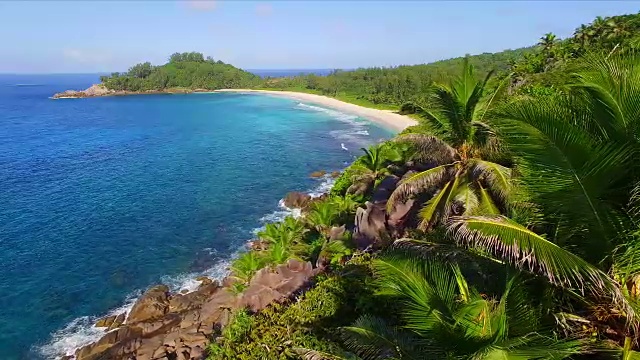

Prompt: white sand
[{"left": 214, "top": 89, "right": 417, "bottom": 132}]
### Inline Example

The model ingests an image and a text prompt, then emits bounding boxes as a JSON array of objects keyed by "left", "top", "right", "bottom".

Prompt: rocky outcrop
[
  {"left": 95, "top": 313, "right": 126, "bottom": 331},
  {"left": 329, "top": 225, "right": 346, "bottom": 241},
  {"left": 52, "top": 84, "right": 115, "bottom": 98},
  {"left": 238, "top": 259, "right": 315, "bottom": 312},
  {"left": 330, "top": 171, "right": 341, "bottom": 178},
  {"left": 52, "top": 84, "right": 210, "bottom": 99},
  {"left": 353, "top": 201, "right": 389, "bottom": 249},
  {"left": 71, "top": 260, "right": 315, "bottom": 360},
  {"left": 310, "top": 170, "right": 326, "bottom": 178},
  {"left": 372, "top": 175, "right": 399, "bottom": 204},
  {"left": 283, "top": 191, "right": 312, "bottom": 209},
  {"left": 127, "top": 285, "right": 171, "bottom": 324}
]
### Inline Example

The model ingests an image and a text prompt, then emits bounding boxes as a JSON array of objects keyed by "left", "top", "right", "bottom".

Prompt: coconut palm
[
  {"left": 539, "top": 32, "right": 558, "bottom": 53},
  {"left": 386, "top": 58, "right": 510, "bottom": 229},
  {"left": 341, "top": 254, "right": 585, "bottom": 359}
]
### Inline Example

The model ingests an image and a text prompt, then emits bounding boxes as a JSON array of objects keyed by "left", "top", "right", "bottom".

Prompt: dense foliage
[
  {"left": 99, "top": 52, "right": 260, "bottom": 91},
  {"left": 201, "top": 11, "right": 640, "bottom": 360}
]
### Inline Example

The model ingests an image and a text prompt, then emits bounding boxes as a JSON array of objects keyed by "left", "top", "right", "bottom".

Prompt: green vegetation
[
  {"left": 99, "top": 52, "right": 260, "bottom": 91},
  {"left": 203, "top": 11, "right": 640, "bottom": 360}
]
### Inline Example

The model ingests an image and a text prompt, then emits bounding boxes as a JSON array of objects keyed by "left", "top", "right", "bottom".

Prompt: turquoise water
[{"left": 0, "top": 75, "right": 393, "bottom": 359}]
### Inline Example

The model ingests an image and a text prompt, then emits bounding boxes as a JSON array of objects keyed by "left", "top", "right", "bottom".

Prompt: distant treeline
[{"left": 260, "top": 12, "right": 640, "bottom": 107}]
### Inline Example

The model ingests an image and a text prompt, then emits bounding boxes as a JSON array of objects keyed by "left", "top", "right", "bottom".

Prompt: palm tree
[
  {"left": 341, "top": 254, "right": 585, "bottom": 359},
  {"left": 386, "top": 58, "right": 510, "bottom": 229},
  {"left": 348, "top": 144, "right": 403, "bottom": 195},
  {"left": 448, "top": 52, "right": 640, "bottom": 354},
  {"left": 539, "top": 32, "right": 557, "bottom": 53}
]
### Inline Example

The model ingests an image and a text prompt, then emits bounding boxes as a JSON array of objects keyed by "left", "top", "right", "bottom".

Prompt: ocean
[{"left": 0, "top": 74, "right": 393, "bottom": 359}]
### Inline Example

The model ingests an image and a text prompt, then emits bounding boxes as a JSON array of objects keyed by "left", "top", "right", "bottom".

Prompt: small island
[{"left": 52, "top": 52, "right": 261, "bottom": 98}]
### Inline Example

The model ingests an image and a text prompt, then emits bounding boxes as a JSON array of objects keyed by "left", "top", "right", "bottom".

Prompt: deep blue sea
[{"left": 0, "top": 74, "right": 393, "bottom": 359}]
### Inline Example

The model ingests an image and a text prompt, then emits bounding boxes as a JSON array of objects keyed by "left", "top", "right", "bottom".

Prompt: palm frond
[
  {"left": 447, "top": 216, "right": 612, "bottom": 292},
  {"left": 468, "top": 159, "right": 511, "bottom": 205},
  {"left": 386, "top": 164, "right": 452, "bottom": 212},
  {"left": 393, "top": 134, "right": 458, "bottom": 164},
  {"left": 341, "top": 315, "right": 424, "bottom": 360},
  {"left": 417, "top": 179, "right": 455, "bottom": 230},
  {"left": 372, "top": 255, "right": 457, "bottom": 334}
]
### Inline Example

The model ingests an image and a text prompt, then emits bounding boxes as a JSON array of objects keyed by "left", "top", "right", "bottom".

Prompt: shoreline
[{"left": 214, "top": 89, "right": 417, "bottom": 132}]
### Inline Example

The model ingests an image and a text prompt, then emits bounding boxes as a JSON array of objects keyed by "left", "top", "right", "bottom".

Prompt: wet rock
[
  {"left": 127, "top": 285, "right": 170, "bottom": 324},
  {"left": 310, "top": 170, "right": 326, "bottom": 178},
  {"left": 283, "top": 191, "right": 312, "bottom": 209},
  {"left": 110, "top": 313, "right": 126, "bottom": 330},
  {"left": 354, "top": 201, "right": 388, "bottom": 249},
  {"left": 330, "top": 171, "right": 341, "bottom": 178},
  {"left": 195, "top": 276, "right": 212, "bottom": 286}
]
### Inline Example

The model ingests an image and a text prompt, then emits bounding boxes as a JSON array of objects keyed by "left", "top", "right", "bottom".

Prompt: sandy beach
[{"left": 215, "top": 89, "right": 418, "bottom": 132}]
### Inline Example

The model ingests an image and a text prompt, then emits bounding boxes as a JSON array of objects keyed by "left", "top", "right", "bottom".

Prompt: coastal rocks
[
  {"left": 331, "top": 171, "right": 341, "bottom": 178},
  {"left": 52, "top": 84, "right": 114, "bottom": 99},
  {"left": 283, "top": 191, "right": 312, "bottom": 209},
  {"left": 310, "top": 170, "right": 326, "bottom": 178},
  {"left": 73, "top": 260, "right": 316, "bottom": 360},
  {"left": 51, "top": 84, "right": 210, "bottom": 99},
  {"left": 127, "top": 285, "right": 171, "bottom": 324},
  {"left": 95, "top": 313, "right": 126, "bottom": 331},
  {"left": 238, "top": 259, "right": 315, "bottom": 312},
  {"left": 354, "top": 201, "right": 389, "bottom": 249}
]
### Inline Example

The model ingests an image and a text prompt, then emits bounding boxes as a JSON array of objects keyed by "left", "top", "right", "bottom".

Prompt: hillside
[{"left": 99, "top": 52, "right": 261, "bottom": 91}]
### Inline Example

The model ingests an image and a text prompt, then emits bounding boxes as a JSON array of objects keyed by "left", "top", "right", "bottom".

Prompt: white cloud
[{"left": 184, "top": 0, "right": 217, "bottom": 11}]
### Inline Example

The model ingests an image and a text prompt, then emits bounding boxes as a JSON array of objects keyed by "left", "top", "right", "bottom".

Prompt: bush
[{"left": 207, "top": 262, "right": 379, "bottom": 359}]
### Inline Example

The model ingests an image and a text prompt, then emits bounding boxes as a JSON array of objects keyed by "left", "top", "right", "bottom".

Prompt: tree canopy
[{"left": 99, "top": 52, "right": 260, "bottom": 91}]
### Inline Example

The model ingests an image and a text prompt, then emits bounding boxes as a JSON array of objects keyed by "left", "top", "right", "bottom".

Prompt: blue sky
[{"left": 1, "top": 0, "right": 639, "bottom": 73}]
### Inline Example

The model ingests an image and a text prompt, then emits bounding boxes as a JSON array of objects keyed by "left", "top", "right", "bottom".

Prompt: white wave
[
  {"left": 329, "top": 129, "right": 372, "bottom": 147},
  {"left": 341, "top": 143, "right": 348, "bottom": 151},
  {"left": 38, "top": 164, "right": 338, "bottom": 360},
  {"left": 38, "top": 294, "right": 139, "bottom": 359},
  {"left": 296, "top": 103, "right": 367, "bottom": 127},
  {"left": 309, "top": 174, "right": 335, "bottom": 198}
]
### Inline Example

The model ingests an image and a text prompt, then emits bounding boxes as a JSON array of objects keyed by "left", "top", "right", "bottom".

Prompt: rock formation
[
  {"left": 71, "top": 260, "right": 315, "bottom": 360},
  {"left": 283, "top": 191, "right": 312, "bottom": 209}
]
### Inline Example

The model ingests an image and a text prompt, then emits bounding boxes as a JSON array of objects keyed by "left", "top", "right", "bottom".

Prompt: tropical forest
[{"left": 196, "top": 11, "right": 640, "bottom": 360}]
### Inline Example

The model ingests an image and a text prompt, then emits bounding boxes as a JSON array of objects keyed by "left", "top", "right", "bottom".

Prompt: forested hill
[
  {"left": 260, "top": 11, "right": 640, "bottom": 107},
  {"left": 99, "top": 52, "right": 261, "bottom": 91},
  {"left": 258, "top": 47, "right": 532, "bottom": 106}
]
